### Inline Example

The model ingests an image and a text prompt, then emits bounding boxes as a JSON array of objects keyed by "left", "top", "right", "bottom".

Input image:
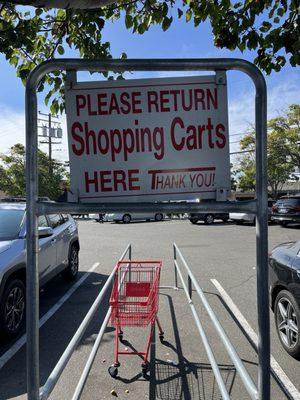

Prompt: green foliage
[
  {"left": 0, "top": 1, "right": 299, "bottom": 112},
  {"left": 268, "top": 104, "right": 300, "bottom": 170},
  {"left": 236, "top": 104, "right": 300, "bottom": 198},
  {"left": 0, "top": 144, "right": 69, "bottom": 200}
]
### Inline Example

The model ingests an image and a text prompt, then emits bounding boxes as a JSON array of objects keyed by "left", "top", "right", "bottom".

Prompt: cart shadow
[
  {"left": 112, "top": 338, "right": 149, "bottom": 384},
  {"left": 148, "top": 294, "right": 238, "bottom": 400}
]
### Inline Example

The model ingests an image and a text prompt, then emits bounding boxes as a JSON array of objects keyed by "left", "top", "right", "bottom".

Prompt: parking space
[{"left": 0, "top": 219, "right": 299, "bottom": 399}]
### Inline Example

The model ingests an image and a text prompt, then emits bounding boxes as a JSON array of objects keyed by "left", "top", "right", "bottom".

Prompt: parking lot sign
[{"left": 65, "top": 74, "right": 230, "bottom": 202}]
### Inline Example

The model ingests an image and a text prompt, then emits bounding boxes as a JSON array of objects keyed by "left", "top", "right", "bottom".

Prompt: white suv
[{"left": 0, "top": 202, "right": 80, "bottom": 338}]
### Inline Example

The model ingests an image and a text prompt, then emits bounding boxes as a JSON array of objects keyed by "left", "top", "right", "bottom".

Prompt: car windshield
[
  {"left": 0, "top": 209, "right": 24, "bottom": 241},
  {"left": 277, "top": 198, "right": 300, "bottom": 206}
]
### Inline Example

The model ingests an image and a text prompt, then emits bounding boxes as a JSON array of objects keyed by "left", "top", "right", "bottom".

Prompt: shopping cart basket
[{"left": 108, "top": 260, "right": 164, "bottom": 378}]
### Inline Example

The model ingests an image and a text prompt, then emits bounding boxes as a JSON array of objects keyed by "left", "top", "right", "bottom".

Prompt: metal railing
[
  {"left": 25, "top": 58, "right": 268, "bottom": 400},
  {"left": 173, "top": 243, "right": 258, "bottom": 400},
  {"left": 39, "top": 244, "right": 131, "bottom": 400}
]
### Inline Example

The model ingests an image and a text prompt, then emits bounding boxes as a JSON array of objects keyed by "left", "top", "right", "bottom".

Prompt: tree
[
  {"left": 0, "top": 1, "right": 299, "bottom": 113},
  {"left": 0, "top": 143, "right": 69, "bottom": 200},
  {"left": 236, "top": 105, "right": 299, "bottom": 198},
  {"left": 268, "top": 104, "right": 300, "bottom": 171}
]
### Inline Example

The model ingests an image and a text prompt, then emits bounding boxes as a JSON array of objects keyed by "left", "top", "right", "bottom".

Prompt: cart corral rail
[
  {"left": 25, "top": 58, "right": 268, "bottom": 400},
  {"left": 42, "top": 243, "right": 262, "bottom": 400}
]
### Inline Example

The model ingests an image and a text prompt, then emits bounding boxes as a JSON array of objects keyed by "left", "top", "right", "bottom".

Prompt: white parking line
[
  {"left": 211, "top": 278, "right": 300, "bottom": 400},
  {"left": 0, "top": 262, "right": 100, "bottom": 370}
]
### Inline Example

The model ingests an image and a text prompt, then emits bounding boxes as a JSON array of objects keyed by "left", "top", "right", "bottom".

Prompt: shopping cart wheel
[
  {"left": 108, "top": 366, "right": 118, "bottom": 378},
  {"left": 141, "top": 363, "right": 149, "bottom": 378}
]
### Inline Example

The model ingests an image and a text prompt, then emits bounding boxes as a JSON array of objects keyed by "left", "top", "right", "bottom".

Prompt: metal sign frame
[{"left": 25, "top": 58, "right": 268, "bottom": 400}]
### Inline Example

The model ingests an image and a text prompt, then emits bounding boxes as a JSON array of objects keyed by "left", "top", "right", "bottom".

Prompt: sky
[{"left": 0, "top": 13, "right": 299, "bottom": 165}]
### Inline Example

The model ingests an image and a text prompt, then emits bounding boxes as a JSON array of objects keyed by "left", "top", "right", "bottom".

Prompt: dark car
[
  {"left": 189, "top": 212, "right": 229, "bottom": 225},
  {"left": 271, "top": 196, "right": 300, "bottom": 227},
  {"left": 269, "top": 241, "right": 300, "bottom": 359}
]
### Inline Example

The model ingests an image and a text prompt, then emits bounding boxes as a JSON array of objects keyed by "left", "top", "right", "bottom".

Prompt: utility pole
[
  {"left": 38, "top": 112, "right": 62, "bottom": 177},
  {"left": 48, "top": 113, "right": 52, "bottom": 175}
]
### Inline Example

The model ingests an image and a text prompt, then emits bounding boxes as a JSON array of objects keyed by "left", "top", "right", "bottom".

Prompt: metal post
[
  {"left": 25, "top": 77, "right": 39, "bottom": 399},
  {"left": 188, "top": 276, "right": 192, "bottom": 299},
  {"left": 48, "top": 113, "right": 52, "bottom": 177},
  {"left": 173, "top": 244, "right": 178, "bottom": 289},
  {"left": 129, "top": 244, "right": 132, "bottom": 261},
  {"left": 254, "top": 72, "right": 269, "bottom": 400}
]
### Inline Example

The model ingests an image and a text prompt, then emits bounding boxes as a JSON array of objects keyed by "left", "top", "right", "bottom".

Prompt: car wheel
[
  {"left": 280, "top": 221, "right": 288, "bottom": 227},
  {"left": 62, "top": 245, "right": 79, "bottom": 282},
  {"left": 274, "top": 290, "right": 300, "bottom": 359},
  {"left": 190, "top": 219, "right": 197, "bottom": 224},
  {"left": 222, "top": 217, "right": 229, "bottom": 223},
  {"left": 204, "top": 214, "right": 214, "bottom": 225},
  {"left": 122, "top": 214, "right": 131, "bottom": 223},
  {"left": 154, "top": 213, "right": 163, "bottom": 222},
  {"left": 0, "top": 279, "right": 25, "bottom": 338}
]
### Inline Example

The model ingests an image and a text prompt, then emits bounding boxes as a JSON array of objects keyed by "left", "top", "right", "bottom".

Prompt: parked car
[
  {"left": 89, "top": 213, "right": 105, "bottom": 222},
  {"left": 230, "top": 200, "right": 276, "bottom": 225},
  {"left": 189, "top": 212, "right": 229, "bottom": 225},
  {"left": 271, "top": 196, "right": 300, "bottom": 227},
  {"left": 0, "top": 203, "right": 80, "bottom": 338},
  {"left": 104, "top": 212, "right": 164, "bottom": 223},
  {"left": 269, "top": 240, "right": 300, "bottom": 359}
]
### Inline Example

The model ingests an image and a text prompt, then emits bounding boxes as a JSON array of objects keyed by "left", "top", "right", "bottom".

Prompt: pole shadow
[{"left": 149, "top": 294, "right": 237, "bottom": 400}]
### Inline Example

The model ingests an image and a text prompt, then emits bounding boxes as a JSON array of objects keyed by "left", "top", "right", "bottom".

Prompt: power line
[
  {"left": 229, "top": 132, "right": 247, "bottom": 137},
  {"left": 230, "top": 150, "right": 255, "bottom": 155}
]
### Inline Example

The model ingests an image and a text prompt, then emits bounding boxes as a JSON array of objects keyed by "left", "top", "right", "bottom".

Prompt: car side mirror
[{"left": 38, "top": 227, "right": 54, "bottom": 238}]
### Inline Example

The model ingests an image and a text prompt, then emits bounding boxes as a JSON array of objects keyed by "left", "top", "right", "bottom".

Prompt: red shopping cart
[{"left": 108, "top": 260, "right": 164, "bottom": 378}]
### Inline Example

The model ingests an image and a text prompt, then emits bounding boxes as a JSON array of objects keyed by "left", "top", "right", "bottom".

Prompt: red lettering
[
  {"left": 194, "top": 89, "right": 205, "bottom": 110},
  {"left": 87, "top": 94, "right": 97, "bottom": 116},
  {"left": 147, "top": 91, "right": 158, "bottom": 112},
  {"left": 110, "top": 129, "right": 122, "bottom": 161},
  {"left": 170, "top": 90, "right": 180, "bottom": 111},
  {"left": 85, "top": 171, "right": 98, "bottom": 193},
  {"left": 128, "top": 169, "right": 140, "bottom": 190},
  {"left": 113, "top": 170, "right": 126, "bottom": 191},
  {"left": 120, "top": 92, "right": 131, "bottom": 114},
  {"left": 206, "top": 118, "right": 214, "bottom": 148},
  {"left": 216, "top": 123, "right": 226, "bottom": 148},
  {"left": 97, "top": 93, "right": 107, "bottom": 115},
  {"left": 100, "top": 171, "right": 112, "bottom": 192},
  {"left": 85, "top": 122, "right": 97, "bottom": 155},
  {"left": 76, "top": 95, "right": 86, "bottom": 117},
  {"left": 207, "top": 88, "right": 218, "bottom": 110},
  {"left": 109, "top": 93, "right": 120, "bottom": 114},
  {"left": 132, "top": 92, "right": 142, "bottom": 113},
  {"left": 160, "top": 90, "right": 170, "bottom": 112},
  {"left": 170, "top": 117, "right": 185, "bottom": 151},
  {"left": 71, "top": 122, "right": 84, "bottom": 156}
]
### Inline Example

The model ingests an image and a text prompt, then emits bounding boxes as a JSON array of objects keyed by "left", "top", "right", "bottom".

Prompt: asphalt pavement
[{"left": 0, "top": 218, "right": 299, "bottom": 400}]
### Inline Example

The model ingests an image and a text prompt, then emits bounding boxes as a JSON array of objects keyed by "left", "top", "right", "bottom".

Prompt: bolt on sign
[{"left": 65, "top": 74, "right": 230, "bottom": 202}]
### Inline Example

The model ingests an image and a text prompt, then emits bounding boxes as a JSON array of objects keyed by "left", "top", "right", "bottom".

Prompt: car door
[
  {"left": 38, "top": 215, "right": 57, "bottom": 282},
  {"left": 48, "top": 214, "right": 69, "bottom": 269},
  {"left": 291, "top": 244, "right": 300, "bottom": 305}
]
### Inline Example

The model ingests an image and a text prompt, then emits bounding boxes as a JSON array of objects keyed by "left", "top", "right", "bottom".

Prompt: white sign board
[{"left": 65, "top": 75, "right": 230, "bottom": 202}]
